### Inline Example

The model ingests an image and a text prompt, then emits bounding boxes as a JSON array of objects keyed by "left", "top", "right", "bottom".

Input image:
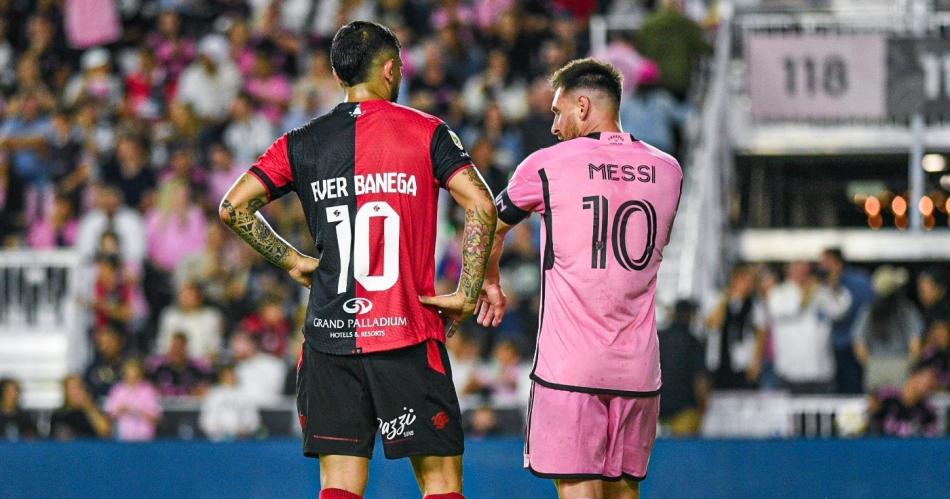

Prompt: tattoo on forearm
[
  {"left": 459, "top": 204, "right": 496, "bottom": 301},
  {"left": 221, "top": 197, "right": 293, "bottom": 268}
]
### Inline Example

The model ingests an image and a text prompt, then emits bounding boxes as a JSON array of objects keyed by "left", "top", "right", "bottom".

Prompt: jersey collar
[{"left": 584, "top": 132, "right": 637, "bottom": 144}]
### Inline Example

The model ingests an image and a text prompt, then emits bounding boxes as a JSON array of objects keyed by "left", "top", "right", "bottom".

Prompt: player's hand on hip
[
  {"left": 475, "top": 282, "right": 507, "bottom": 328},
  {"left": 418, "top": 292, "right": 474, "bottom": 337},
  {"left": 287, "top": 252, "right": 320, "bottom": 288}
]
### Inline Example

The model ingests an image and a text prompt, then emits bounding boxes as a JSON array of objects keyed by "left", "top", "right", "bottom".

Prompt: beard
[
  {"left": 389, "top": 78, "right": 401, "bottom": 102},
  {"left": 558, "top": 117, "right": 581, "bottom": 141}
]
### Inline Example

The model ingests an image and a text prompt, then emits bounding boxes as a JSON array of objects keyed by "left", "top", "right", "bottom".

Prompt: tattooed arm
[
  {"left": 218, "top": 173, "right": 319, "bottom": 288},
  {"left": 418, "top": 167, "right": 497, "bottom": 336},
  {"left": 475, "top": 218, "right": 514, "bottom": 327}
]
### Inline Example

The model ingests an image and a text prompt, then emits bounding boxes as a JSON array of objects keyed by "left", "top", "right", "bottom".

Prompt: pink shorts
[{"left": 524, "top": 382, "right": 659, "bottom": 481}]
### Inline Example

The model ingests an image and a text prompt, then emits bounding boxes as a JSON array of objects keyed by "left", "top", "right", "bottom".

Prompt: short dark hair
[
  {"left": 330, "top": 21, "right": 401, "bottom": 87},
  {"left": 822, "top": 247, "right": 845, "bottom": 264},
  {"left": 549, "top": 58, "right": 623, "bottom": 105}
]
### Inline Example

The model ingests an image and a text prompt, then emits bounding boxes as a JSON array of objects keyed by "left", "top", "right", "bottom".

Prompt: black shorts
[{"left": 296, "top": 339, "right": 464, "bottom": 459}]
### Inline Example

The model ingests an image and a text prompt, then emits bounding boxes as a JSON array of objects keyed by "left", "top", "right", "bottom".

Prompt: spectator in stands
[
  {"left": 50, "top": 375, "right": 111, "bottom": 440},
  {"left": 238, "top": 298, "right": 292, "bottom": 357},
  {"left": 105, "top": 358, "right": 162, "bottom": 442},
  {"left": 620, "top": 61, "right": 689, "bottom": 155},
  {"left": 916, "top": 268, "right": 950, "bottom": 332},
  {"left": 100, "top": 134, "right": 157, "bottom": 212},
  {"left": 660, "top": 300, "right": 708, "bottom": 436},
  {"left": 704, "top": 266, "right": 766, "bottom": 390},
  {"left": 920, "top": 321, "right": 949, "bottom": 391},
  {"left": 291, "top": 51, "right": 341, "bottom": 120},
  {"left": 446, "top": 332, "right": 483, "bottom": 412},
  {"left": 635, "top": 0, "right": 712, "bottom": 101},
  {"left": 473, "top": 340, "right": 530, "bottom": 411},
  {"left": 518, "top": 77, "right": 558, "bottom": 155},
  {"left": 176, "top": 34, "right": 241, "bottom": 124},
  {"left": 27, "top": 192, "right": 78, "bottom": 249},
  {"left": 766, "top": 261, "right": 851, "bottom": 394},
  {"left": 146, "top": 9, "right": 195, "bottom": 91},
  {"left": 231, "top": 332, "right": 286, "bottom": 407},
  {"left": 223, "top": 92, "right": 274, "bottom": 165},
  {"left": 244, "top": 49, "right": 292, "bottom": 124},
  {"left": 199, "top": 364, "right": 261, "bottom": 441},
  {"left": 156, "top": 283, "right": 224, "bottom": 361},
  {"left": 819, "top": 248, "right": 874, "bottom": 394},
  {"left": 75, "top": 183, "right": 147, "bottom": 266},
  {"left": 124, "top": 48, "right": 167, "bottom": 120},
  {"left": 207, "top": 143, "right": 242, "bottom": 209},
  {"left": 0, "top": 92, "right": 53, "bottom": 188},
  {"left": 174, "top": 222, "right": 238, "bottom": 306},
  {"left": 465, "top": 405, "right": 501, "bottom": 440},
  {"left": 89, "top": 253, "right": 135, "bottom": 335},
  {"left": 1, "top": 378, "right": 37, "bottom": 440},
  {"left": 867, "top": 361, "right": 940, "bottom": 437},
  {"left": 461, "top": 49, "right": 528, "bottom": 122},
  {"left": 62, "top": 48, "right": 122, "bottom": 108},
  {"left": 84, "top": 325, "right": 128, "bottom": 399},
  {"left": 470, "top": 137, "right": 508, "bottom": 196},
  {"left": 148, "top": 332, "right": 211, "bottom": 397},
  {"left": 46, "top": 109, "right": 86, "bottom": 203},
  {"left": 0, "top": 153, "right": 25, "bottom": 245},
  {"left": 853, "top": 266, "right": 924, "bottom": 391},
  {"left": 144, "top": 179, "right": 208, "bottom": 274}
]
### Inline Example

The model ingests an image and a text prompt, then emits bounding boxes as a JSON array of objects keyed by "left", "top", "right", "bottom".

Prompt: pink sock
[{"left": 424, "top": 494, "right": 465, "bottom": 499}]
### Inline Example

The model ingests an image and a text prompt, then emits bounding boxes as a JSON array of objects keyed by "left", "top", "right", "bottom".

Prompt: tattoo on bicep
[
  {"left": 462, "top": 167, "right": 491, "bottom": 197},
  {"left": 221, "top": 197, "right": 291, "bottom": 267},
  {"left": 459, "top": 205, "right": 497, "bottom": 301}
]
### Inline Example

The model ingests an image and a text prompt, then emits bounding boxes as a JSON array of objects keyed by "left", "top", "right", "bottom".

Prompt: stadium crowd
[{"left": 0, "top": 0, "right": 944, "bottom": 443}]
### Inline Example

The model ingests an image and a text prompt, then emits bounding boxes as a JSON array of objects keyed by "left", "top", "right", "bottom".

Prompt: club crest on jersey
[
  {"left": 448, "top": 129, "right": 465, "bottom": 151},
  {"left": 342, "top": 297, "right": 373, "bottom": 315},
  {"left": 350, "top": 104, "right": 362, "bottom": 117}
]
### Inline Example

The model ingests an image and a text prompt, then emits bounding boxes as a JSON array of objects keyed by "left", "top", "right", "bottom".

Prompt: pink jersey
[{"left": 496, "top": 132, "right": 682, "bottom": 394}]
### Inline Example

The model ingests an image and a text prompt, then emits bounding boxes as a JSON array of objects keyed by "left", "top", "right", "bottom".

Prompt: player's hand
[
  {"left": 287, "top": 252, "right": 320, "bottom": 288},
  {"left": 418, "top": 292, "right": 474, "bottom": 337},
  {"left": 475, "top": 281, "right": 507, "bottom": 327}
]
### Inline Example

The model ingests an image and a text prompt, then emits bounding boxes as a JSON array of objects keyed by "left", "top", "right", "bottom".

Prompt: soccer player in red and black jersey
[{"left": 219, "top": 21, "right": 495, "bottom": 499}]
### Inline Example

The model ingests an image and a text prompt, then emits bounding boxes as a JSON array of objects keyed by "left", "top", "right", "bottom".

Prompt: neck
[
  {"left": 581, "top": 115, "right": 622, "bottom": 136},
  {"left": 344, "top": 83, "right": 390, "bottom": 103},
  {"left": 1, "top": 401, "right": 15, "bottom": 413}
]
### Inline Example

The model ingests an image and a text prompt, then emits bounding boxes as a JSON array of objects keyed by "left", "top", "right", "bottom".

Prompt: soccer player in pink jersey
[{"left": 476, "top": 58, "right": 683, "bottom": 498}]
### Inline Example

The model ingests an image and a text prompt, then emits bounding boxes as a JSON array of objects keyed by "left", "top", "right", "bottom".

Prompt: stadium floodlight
[{"left": 922, "top": 154, "right": 946, "bottom": 172}]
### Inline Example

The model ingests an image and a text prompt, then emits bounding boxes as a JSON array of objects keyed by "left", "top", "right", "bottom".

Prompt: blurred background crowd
[{"left": 0, "top": 0, "right": 948, "bottom": 445}]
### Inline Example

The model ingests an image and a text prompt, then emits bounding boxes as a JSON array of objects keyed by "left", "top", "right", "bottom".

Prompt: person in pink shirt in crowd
[
  {"left": 147, "top": 9, "right": 196, "bottom": 95},
  {"left": 478, "top": 58, "right": 682, "bottom": 499},
  {"left": 228, "top": 19, "right": 259, "bottom": 78},
  {"left": 27, "top": 193, "right": 78, "bottom": 248},
  {"left": 244, "top": 49, "right": 291, "bottom": 124},
  {"left": 144, "top": 179, "right": 207, "bottom": 272},
  {"left": 207, "top": 143, "right": 242, "bottom": 206},
  {"left": 105, "top": 358, "right": 162, "bottom": 441}
]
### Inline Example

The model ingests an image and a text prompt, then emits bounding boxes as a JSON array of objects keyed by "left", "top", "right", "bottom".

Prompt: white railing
[
  {"left": 657, "top": 2, "right": 735, "bottom": 304},
  {"left": 0, "top": 250, "right": 85, "bottom": 408}
]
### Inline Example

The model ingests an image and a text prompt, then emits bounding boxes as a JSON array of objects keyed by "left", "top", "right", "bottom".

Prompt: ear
[
  {"left": 382, "top": 58, "right": 397, "bottom": 84},
  {"left": 577, "top": 95, "right": 591, "bottom": 121}
]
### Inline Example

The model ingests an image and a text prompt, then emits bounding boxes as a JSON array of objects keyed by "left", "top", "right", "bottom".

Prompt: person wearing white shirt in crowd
[
  {"left": 177, "top": 35, "right": 241, "bottom": 123},
  {"left": 223, "top": 92, "right": 274, "bottom": 165},
  {"left": 445, "top": 332, "right": 482, "bottom": 412},
  {"left": 231, "top": 332, "right": 286, "bottom": 407},
  {"left": 199, "top": 364, "right": 261, "bottom": 441},
  {"left": 156, "top": 283, "right": 223, "bottom": 361},
  {"left": 75, "top": 183, "right": 146, "bottom": 266},
  {"left": 766, "top": 261, "right": 852, "bottom": 394}
]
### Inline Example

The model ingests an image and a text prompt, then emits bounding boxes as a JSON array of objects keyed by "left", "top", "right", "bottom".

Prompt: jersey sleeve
[
  {"left": 248, "top": 134, "right": 295, "bottom": 199},
  {"left": 430, "top": 123, "right": 473, "bottom": 187},
  {"left": 495, "top": 154, "right": 544, "bottom": 225}
]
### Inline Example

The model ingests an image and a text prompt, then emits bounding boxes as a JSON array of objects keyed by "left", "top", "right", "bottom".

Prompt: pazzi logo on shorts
[
  {"left": 342, "top": 297, "right": 373, "bottom": 314},
  {"left": 378, "top": 407, "right": 416, "bottom": 441}
]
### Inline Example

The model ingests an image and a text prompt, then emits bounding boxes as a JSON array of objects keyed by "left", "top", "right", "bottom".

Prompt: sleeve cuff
[{"left": 440, "top": 162, "right": 474, "bottom": 187}]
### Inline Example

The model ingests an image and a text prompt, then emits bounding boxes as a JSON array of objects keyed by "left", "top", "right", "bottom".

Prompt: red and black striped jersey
[{"left": 249, "top": 100, "right": 472, "bottom": 355}]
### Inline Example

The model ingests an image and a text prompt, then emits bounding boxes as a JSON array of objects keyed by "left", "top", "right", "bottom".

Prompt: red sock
[
  {"left": 320, "top": 488, "right": 361, "bottom": 499},
  {"left": 424, "top": 494, "right": 465, "bottom": 499}
]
